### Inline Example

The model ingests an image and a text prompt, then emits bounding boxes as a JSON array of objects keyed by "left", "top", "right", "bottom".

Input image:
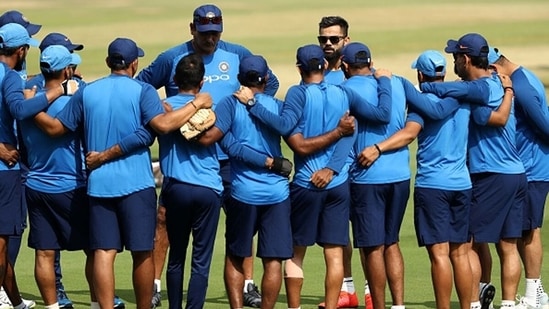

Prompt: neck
[
  {"left": 302, "top": 72, "right": 324, "bottom": 84},
  {"left": 179, "top": 88, "right": 200, "bottom": 96},
  {"left": 503, "top": 61, "right": 520, "bottom": 76},
  {"left": 467, "top": 67, "right": 491, "bottom": 80},
  {"left": 326, "top": 58, "right": 341, "bottom": 72},
  {"left": 0, "top": 55, "right": 16, "bottom": 69},
  {"left": 111, "top": 69, "right": 133, "bottom": 77},
  {"left": 45, "top": 77, "right": 65, "bottom": 91}
]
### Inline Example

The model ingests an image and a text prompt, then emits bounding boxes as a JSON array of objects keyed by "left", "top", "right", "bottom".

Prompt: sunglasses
[
  {"left": 194, "top": 16, "right": 223, "bottom": 25},
  {"left": 317, "top": 36, "right": 345, "bottom": 44}
]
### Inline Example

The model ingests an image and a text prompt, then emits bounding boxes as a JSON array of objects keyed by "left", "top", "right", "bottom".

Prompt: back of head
[
  {"left": 444, "top": 32, "right": 489, "bottom": 69},
  {"left": 0, "top": 10, "right": 41, "bottom": 36},
  {"left": 411, "top": 50, "right": 446, "bottom": 81},
  {"left": 193, "top": 4, "right": 223, "bottom": 33},
  {"left": 40, "top": 44, "right": 81, "bottom": 78},
  {"left": 296, "top": 44, "right": 325, "bottom": 74},
  {"left": 174, "top": 53, "right": 205, "bottom": 91},
  {"left": 341, "top": 42, "right": 372, "bottom": 70},
  {"left": 238, "top": 55, "right": 268, "bottom": 88},
  {"left": 107, "top": 37, "right": 144, "bottom": 70}
]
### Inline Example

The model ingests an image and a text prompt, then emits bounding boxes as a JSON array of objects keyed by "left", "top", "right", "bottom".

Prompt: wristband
[
  {"left": 504, "top": 86, "right": 514, "bottom": 93},
  {"left": 190, "top": 101, "right": 198, "bottom": 109},
  {"left": 374, "top": 144, "right": 382, "bottom": 156}
]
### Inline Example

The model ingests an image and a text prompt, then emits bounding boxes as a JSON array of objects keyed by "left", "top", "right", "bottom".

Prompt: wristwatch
[{"left": 246, "top": 98, "right": 256, "bottom": 107}]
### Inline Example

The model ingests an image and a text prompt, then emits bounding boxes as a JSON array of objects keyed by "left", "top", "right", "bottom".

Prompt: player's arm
[
  {"left": 421, "top": 78, "right": 490, "bottom": 105},
  {"left": 358, "top": 115, "right": 422, "bottom": 168},
  {"left": 399, "top": 76, "right": 461, "bottom": 120},
  {"left": 513, "top": 77, "right": 549, "bottom": 139},
  {"left": 34, "top": 88, "right": 87, "bottom": 137},
  {"left": 346, "top": 71, "right": 392, "bottom": 123},
  {"left": 135, "top": 49, "right": 175, "bottom": 89},
  {"left": 148, "top": 91, "right": 212, "bottom": 134},
  {"left": 323, "top": 120, "right": 358, "bottom": 175},
  {"left": 471, "top": 77, "right": 514, "bottom": 127}
]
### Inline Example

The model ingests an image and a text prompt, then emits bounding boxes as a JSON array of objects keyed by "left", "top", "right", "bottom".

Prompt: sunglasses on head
[
  {"left": 317, "top": 36, "right": 345, "bottom": 44},
  {"left": 194, "top": 16, "right": 223, "bottom": 25}
]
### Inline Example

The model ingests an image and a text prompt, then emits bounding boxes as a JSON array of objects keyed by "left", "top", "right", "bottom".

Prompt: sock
[
  {"left": 288, "top": 307, "right": 301, "bottom": 309},
  {"left": 90, "top": 302, "right": 100, "bottom": 309},
  {"left": 471, "top": 301, "right": 481, "bottom": 309},
  {"left": 480, "top": 281, "right": 490, "bottom": 290},
  {"left": 391, "top": 306, "right": 405, "bottom": 309},
  {"left": 538, "top": 279, "right": 546, "bottom": 295},
  {"left": 525, "top": 278, "right": 540, "bottom": 304},
  {"left": 154, "top": 279, "right": 162, "bottom": 292},
  {"left": 13, "top": 303, "right": 26, "bottom": 309},
  {"left": 45, "top": 302, "right": 60, "bottom": 309},
  {"left": 342, "top": 277, "right": 355, "bottom": 293},
  {"left": 501, "top": 300, "right": 515, "bottom": 308},
  {"left": 244, "top": 279, "right": 254, "bottom": 293}
]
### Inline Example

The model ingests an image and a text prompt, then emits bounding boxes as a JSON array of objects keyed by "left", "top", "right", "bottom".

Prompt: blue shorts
[
  {"left": 414, "top": 187, "right": 471, "bottom": 246},
  {"left": 523, "top": 181, "right": 549, "bottom": 230},
  {"left": 225, "top": 196, "right": 292, "bottom": 259},
  {"left": 89, "top": 188, "right": 157, "bottom": 251},
  {"left": 0, "top": 170, "right": 22, "bottom": 236},
  {"left": 219, "top": 159, "right": 231, "bottom": 207},
  {"left": 350, "top": 180, "right": 410, "bottom": 247},
  {"left": 26, "top": 186, "right": 89, "bottom": 250},
  {"left": 470, "top": 173, "right": 527, "bottom": 243},
  {"left": 290, "top": 181, "right": 350, "bottom": 247}
]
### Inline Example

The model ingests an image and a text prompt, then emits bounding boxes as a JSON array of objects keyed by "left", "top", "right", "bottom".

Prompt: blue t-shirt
[
  {"left": 21, "top": 93, "right": 86, "bottom": 193},
  {"left": 324, "top": 69, "right": 345, "bottom": 85},
  {"left": 215, "top": 93, "right": 288, "bottom": 205},
  {"left": 158, "top": 93, "right": 222, "bottom": 195},
  {"left": 57, "top": 74, "right": 164, "bottom": 197}
]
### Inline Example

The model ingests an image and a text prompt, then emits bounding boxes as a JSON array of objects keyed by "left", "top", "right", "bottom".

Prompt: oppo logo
[{"left": 203, "top": 74, "right": 230, "bottom": 83}]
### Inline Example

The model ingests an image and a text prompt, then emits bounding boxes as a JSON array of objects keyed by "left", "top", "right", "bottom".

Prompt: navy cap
[
  {"left": 296, "top": 44, "right": 325, "bottom": 72},
  {"left": 239, "top": 55, "right": 268, "bottom": 83},
  {"left": 411, "top": 50, "right": 446, "bottom": 77},
  {"left": 0, "top": 23, "right": 38, "bottom": 48},
  {"left": 39, "top": 33, "right": 84, "bottom": 52},
  {"left": 107, "top": 38, "right": 144, "bottom": 65},
  {"left": 193, "top": 4, "right": 223, "bottom": 33},
  {"left": 0, "top": 11, "right": 41, "bottom": 36},
  {"left": 341, "top": 42, "right": 371, "bottom": 64},
  {"left": 40, "top": 45, "right": 81, "bottom": 72},
  {"left": 444, "top": 33, "right": 489, "bottom": 57}
]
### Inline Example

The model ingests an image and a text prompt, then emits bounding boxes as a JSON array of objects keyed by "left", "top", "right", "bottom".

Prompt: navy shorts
[
  {"left": 523, "top": 181, "right": 549, "bottom": 230},
  {"left": 290, "top": 181, "right": 350, "bottom": 247},
  {"left": 414, "top": 187, "right": 472, "bottom": 246},
  {"left": 26, "top": 186, "right": 89, "bottom": 250},
  {"left": 350, "top": 180, "right": 410, "bottom": 247},
  {"left": 470, "top": 173, "right": 527, "bottom": 243},
  {"left": 89, "top": 187, "right": 157, "bottom": 251},
  {"left": 0, "top": 170, "right": 22, "bottom": 236},
  {"left": 225, "top": 196, "right": 292, "bottom": 259},
  {"left": 219, "top": 159, "right": 231, "bottom": 207}
]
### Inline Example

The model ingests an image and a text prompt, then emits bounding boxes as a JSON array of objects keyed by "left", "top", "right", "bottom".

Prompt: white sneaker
[
  {"left": 0, "top": 289, "right": 11, "bottom": 309},
  {"left": 22, "top": 298, "right": 36, "bottom": 309},
  {"left": 539, "top": 293, "right": 549, "bottom": 309},
  {"left": 516, "top": 296, "right": 541, "bottom": 309}
]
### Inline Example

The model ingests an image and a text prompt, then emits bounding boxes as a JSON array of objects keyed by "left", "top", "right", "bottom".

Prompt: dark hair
[
  {"left": 299, "top": 59, "right": 324, "bottom": 76},
  {"left": 0, "top": 45, "right": 25, "bottom": 56},
  {"left": 469, "top": 55, "right": 489, "bottom": 70},
  {"left": 174, "top": 53, "right": 204, "bottom": 91},
  {"left": 345, "top": 51, "right": 371, "bottom": 70},
  {"left": 319, "top": 16, "right": 349, "bottom": 36},
  {"left": 238, "top": 71, "right": 266, "bottom": 88},
  {"left": 40, "top": 67, "right": 65, "bottom": 80},
  {"left": 107, "top": 54, "right": 130, "bottom": 70}
]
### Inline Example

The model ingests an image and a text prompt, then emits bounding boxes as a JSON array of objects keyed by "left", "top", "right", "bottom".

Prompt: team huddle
[{"left": 0, "top": 3, "right": 548, "bottom": 309}]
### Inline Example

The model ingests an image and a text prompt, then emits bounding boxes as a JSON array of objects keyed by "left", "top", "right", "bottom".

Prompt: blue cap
[
  {"left": 444, "top": 33, "right": 489, "bottom": 57},
  {"left": 39, "top": 33, "right": 84, "bottom": 52},
  {"left": 0, "top": 23, "right": 38, "bottom": 48},
  {"left": 239, "top": 55, "right": 268, "bottom": 82},
  {"left": 296, "top": 44, "right": 325, "bottom": 72},
  {"left": 193, "top": 4, "right": 223, "bottom": 33},
  {"left": 341, "top": 42, "right": 371, "bottom": 64},
  {"left": 411, "top": 50, "right": 446, "bottom": 77},
  {"left": 107, "top": 38, "right": 144, "bottom": 65},
  {"left": 488, "top": 47, "right": 502, "bottom": 65},
  {"left": 40, "top": 45, "right": 81, "bottom": 72},
  {"left": 0, "top": 11, "right": 41, "bottom": 36}
]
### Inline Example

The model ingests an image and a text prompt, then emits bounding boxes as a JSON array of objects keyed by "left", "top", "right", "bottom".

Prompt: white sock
[
  {"left": 244, "top": 279, "right": 254, "bottom": 293},
  {"left": 13, "top": 303, "right": 26, "bottom": 309},
  {"left": 501, "top": 300, "right": 515, "bottom": 308},
  {"left": 538, "top": 279, "right": 546, "bottom": 294},
  {"left": 471, "top": 301, "right": 481, "bottom": 309},
  {"left": 342, "top": 277, "right": 355, "bottom": 293},
  {"left": 525, "top": 278, "right": 540, "bottom": 304},
  {"left": 391, "top": 306, "right": 405, "bottom": 309},
  {"left": 365, "top": 282, "right": 371, "bottom": 294},
  {"left": 90, "top": 302, "right": 100, "bottom": 309},
  {"left": 288, "top": 307, "right": 301, "bottom": 309},
  {"left": 154, "top": 279, "right": 162, "bottom": 292},
  {"left": 45, "top": 302, "right": 60, "bottom": 309}
]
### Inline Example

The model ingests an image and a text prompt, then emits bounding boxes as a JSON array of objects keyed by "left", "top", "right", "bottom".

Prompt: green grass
[{"left": 6, "top": 0, "right": 549, "bottom": 308}]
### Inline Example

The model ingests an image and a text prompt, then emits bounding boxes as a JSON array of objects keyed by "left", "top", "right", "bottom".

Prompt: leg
[
  {"left": 385, "top": 242, "right": 405, "bottom": 306},
  {"left": 284, "top": 246, "right": 306, "bottom": 308},
  {"left": 324, "top": 245, "right": 344, "bottom": 309},
  {"left": 361, "top": 245, "right": 386, "bottom": 309},
  {"left": 3, "top": 260, "right": 23, "bottom": 307},
  {"left": 260, "top": 258, "right": 282, "bottom": 309},
  {"left": 496, "top": 238, "right": 522, "bottom": 302},
  {"left": 450, "top": 242, "right": 472, "bottom": 309},
  {"left": 93, "top": 249, "right": 116, "bottom": 309},
  {"left": 34, "top": 249, "right": 57, "bottom": 305},
  {"left": 7, "top": 235, "right": 21, "bottom": 267},
  {"left": 131, "top": 250, "right": 155, "bottom": 309},
  {"left": 470, "top": 242, "right": 482, "bottom": 303},
  {"left": 426, "top": 243, "right": 453, "bottom": 309},
  {"left": 225, "top": 253, "right": 245, "bottom": 309},
  {"left": 84, "top": 251, "right": 96, "bottom": 303},
  {"left": 519, "top": 228, "right": 544, "bottom": 304},
  {"left": 477, "top": 243, "right": 493, "bottom": 285},
  {"left": 153, "top": 205, "right": 169, "bottom": 282}
]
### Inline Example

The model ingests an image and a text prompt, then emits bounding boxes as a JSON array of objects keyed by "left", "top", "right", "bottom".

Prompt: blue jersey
[
  {"left": 215, "top": 93, "right": 288, "bottom": 205},
  {"left": 57, "top": 74, "right": 164, "bottom": 197},
  {"left": 510, "top": 67, "right": 549, "bottom": 181},
  {"left": 324, "top": 69, "right": 345, "bottom": 85},
  {"left": 346, "top": 75, "right": 410, "bottom": 184},
  {"left": 289, "top": 82, "right": 352, "bottom": 190},
  {"left": 422, "top": 75, "right": 524, "bottom": 174},
  {"left": 158, "top": 93, "right": 222, "bottom": 195},
  {"left": 21, "top": 93, "right": 86, "bottom": 193}
]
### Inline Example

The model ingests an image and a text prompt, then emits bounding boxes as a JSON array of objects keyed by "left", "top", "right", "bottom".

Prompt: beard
[{"left": 324, "top": 49, "right": 341, "bottom": 62}]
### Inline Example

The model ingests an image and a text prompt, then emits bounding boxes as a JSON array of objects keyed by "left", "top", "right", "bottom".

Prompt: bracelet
[
  {"left": 504, "top": 86, "right": 514, "bottom": 93},
  {"left": 374, "top": 144, "right": 382, "bottom": 156},
  {"left": 190, "top": 100, "right": 198, "bottom": 109}
]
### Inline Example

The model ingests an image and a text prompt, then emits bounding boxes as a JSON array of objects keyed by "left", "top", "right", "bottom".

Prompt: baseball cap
[
  {"left": 39, "top": 33, "right": 84, "bottom": 52},
  {"left": 488, "top": 47, "right": 502, "bottom": 65},
  {"left": 239, "top": 55, "right": 268, "bottom": 83},
  {"left": 193, "top": 4, "right": 223, "bottom": 33},
  {"left": 0, "top": 23, "right": 38, "bottom": 48},
  {"left": 296, "top": 44, "right": 325, "bottom": 72},
  {"left": 411, "top": 50, "right": 446, "bottom": 77},
  {"left": 0, "top": 10, "right": 41, "bottom": 36},
  {"left": 444, "top": 33, "right": 489, "bottom": 57},
  {"left": 341, "top": 42, "right": 371, "bottom": 64},
  {"left": 107, "top": 38, "right": 144, "bottom": 65},
  {"left": 40, "top": 45, "right": 81, "bottom": 72}
]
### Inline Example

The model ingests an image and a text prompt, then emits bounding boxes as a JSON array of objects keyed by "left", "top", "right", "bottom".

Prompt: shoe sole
[{"left": 480, "top": 285, "right": 496, "bottom": 309}]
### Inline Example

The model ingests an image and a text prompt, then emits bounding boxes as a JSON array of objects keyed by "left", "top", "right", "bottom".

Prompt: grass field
[{"left": 2, "top": 0, "right": 549, "bottom": 308}]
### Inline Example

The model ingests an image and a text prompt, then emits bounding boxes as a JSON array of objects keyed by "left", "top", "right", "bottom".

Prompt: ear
[{"left": 190, "top": 23, "right": 196, "bottom": 35}]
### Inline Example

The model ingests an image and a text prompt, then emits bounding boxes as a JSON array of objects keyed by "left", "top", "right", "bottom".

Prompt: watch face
[{"left": 247, "top": 99, "right": 255, "bottom": 106}]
